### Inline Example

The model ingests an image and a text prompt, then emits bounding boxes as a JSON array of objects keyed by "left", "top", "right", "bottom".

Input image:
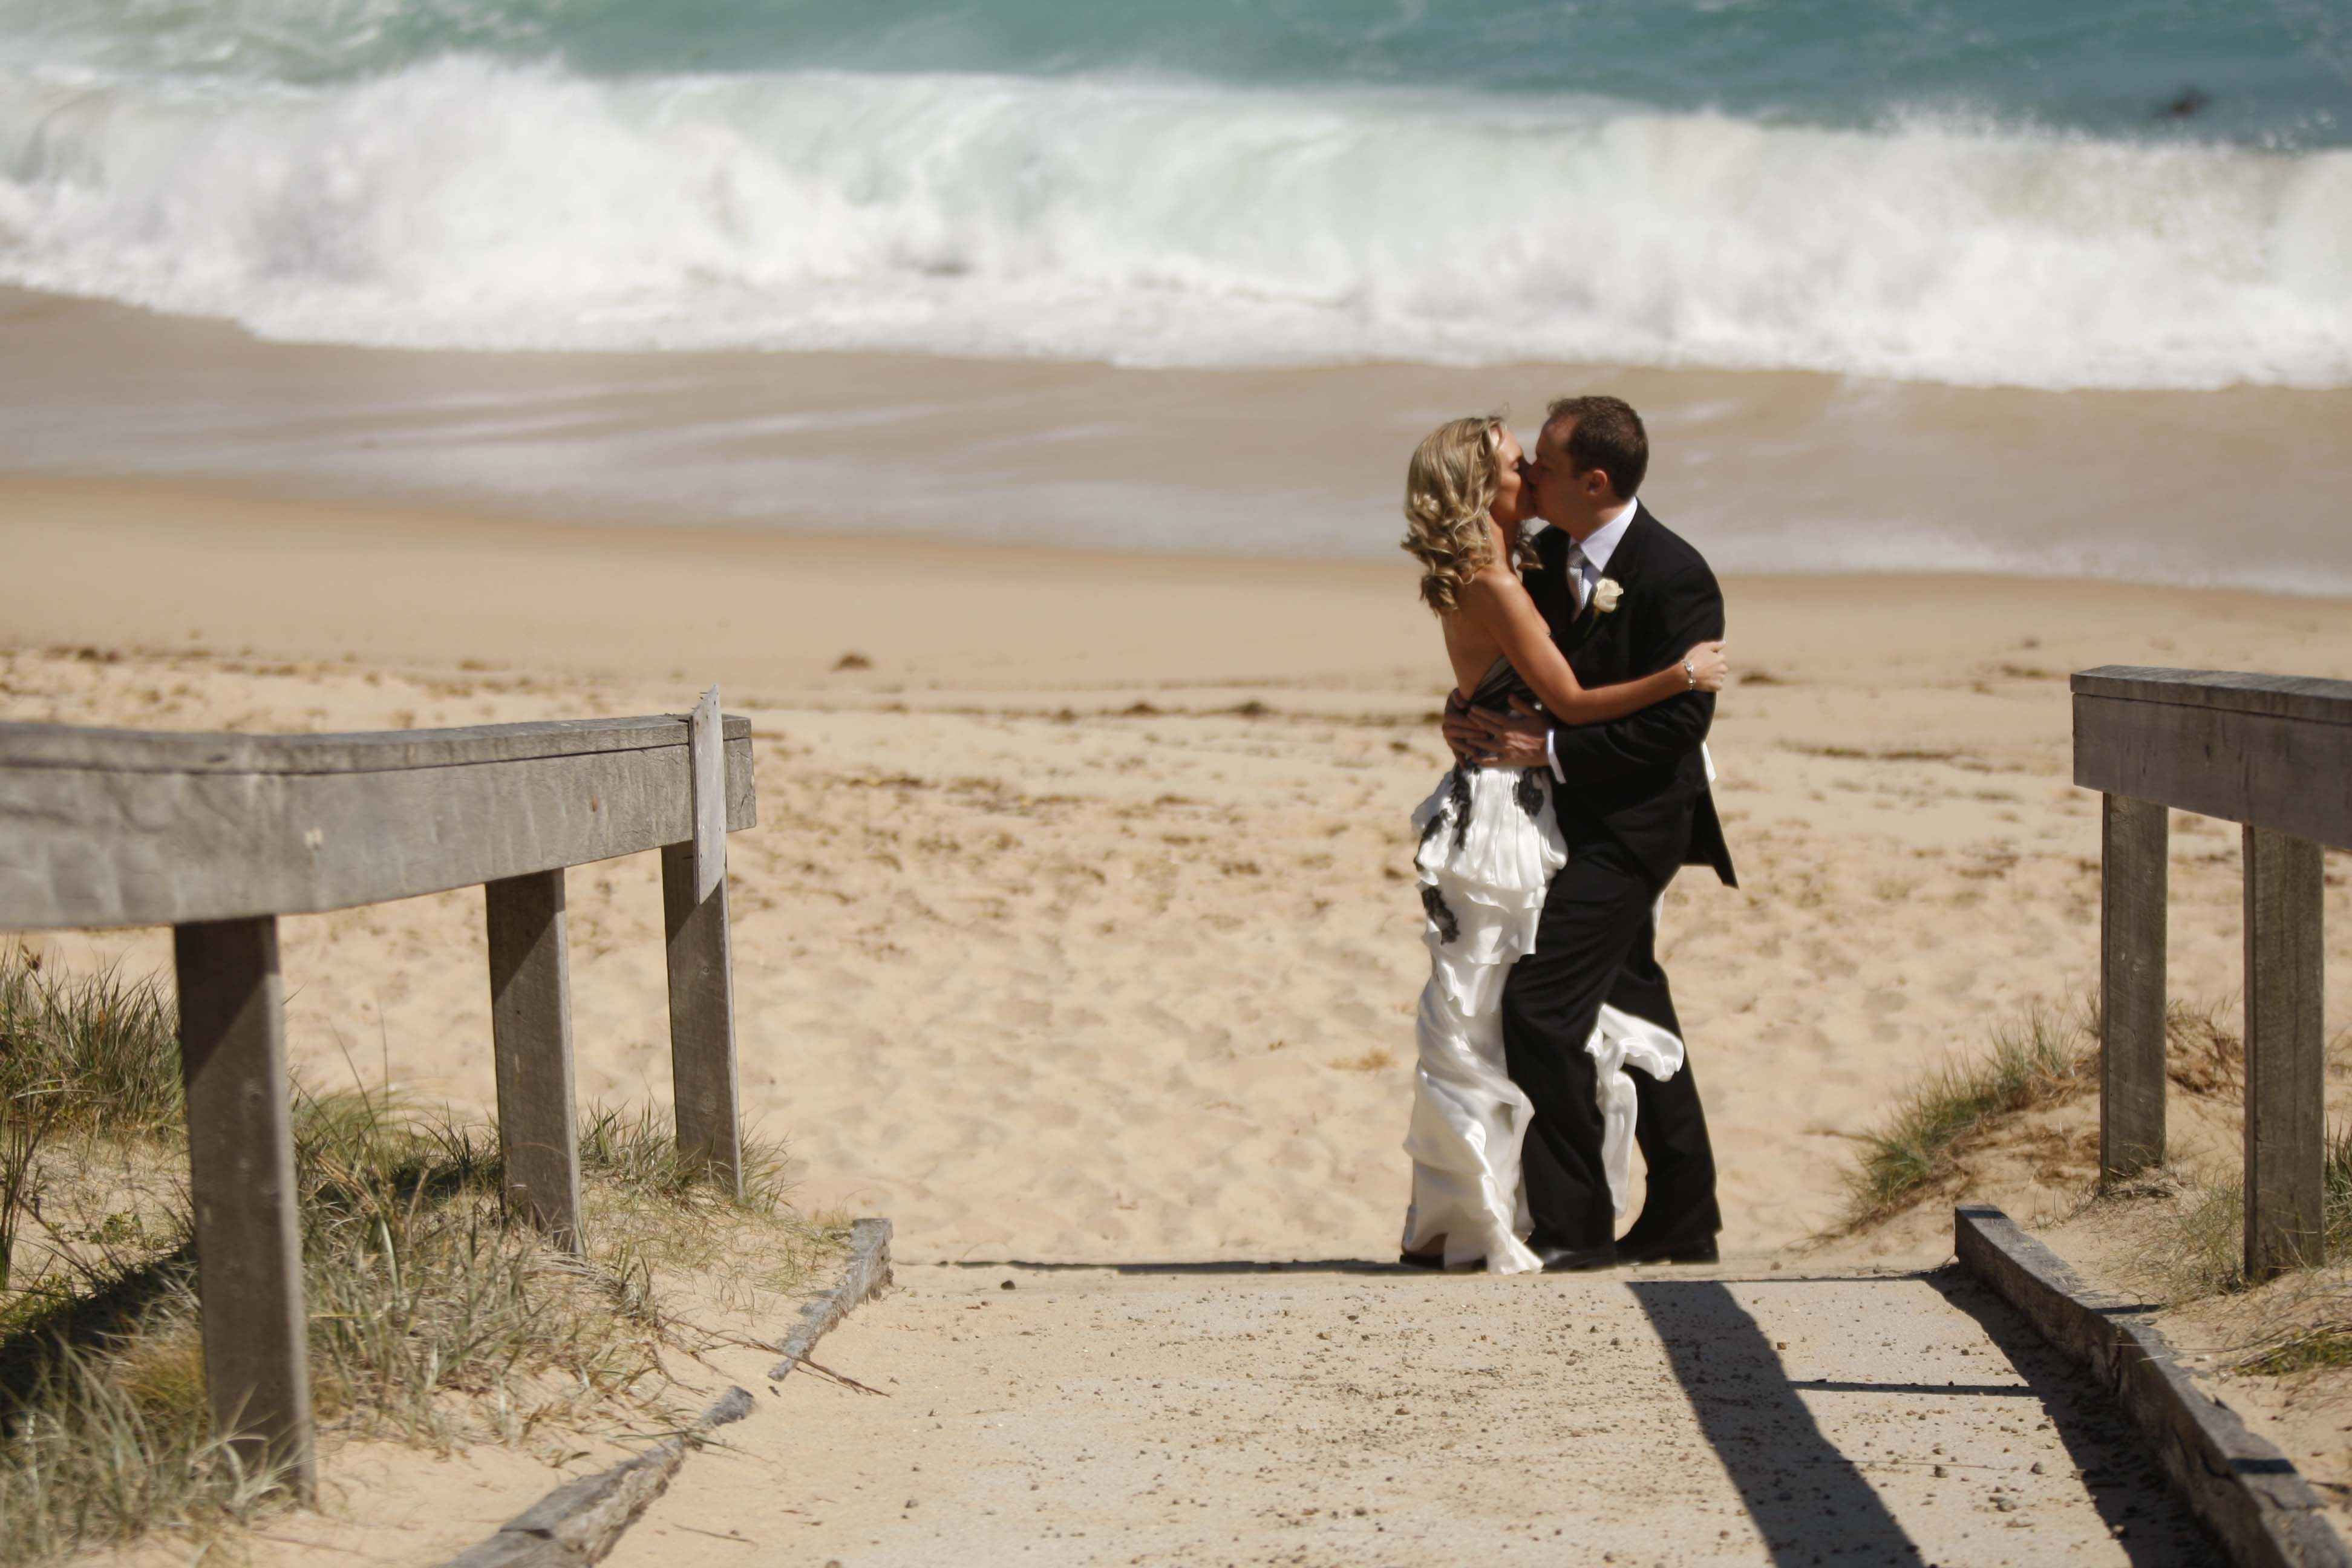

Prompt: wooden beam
[
  {"left": 0, "top": 712, "right": 750, "bottom": 776},
  {"left": 486, "top": 871, "right": 583, "bottom": 1249},
  {"left": 0, "top": 718, "right": 754, "bottom": 931},
  {"left": 662, "top": 840, "right": 742, "bottom": 1199},
  {"left": 691, "top": 688, "right": 727, "bottom": 904},
  {"left": 174, "top": 916, "right": 314, "bottom": 1498},
  {"left": 2074, "top": 669, "right": 2352, "bottom": 853},
  {"left": 2243, "top": 827, "right": 2326, "bottom": 1283},
  {"left": 2073, "top": 665, "right": 2352, "bottom": 726},
  {"left": 2100, "top": 794, "right": 2169, "bottom": 1183}
]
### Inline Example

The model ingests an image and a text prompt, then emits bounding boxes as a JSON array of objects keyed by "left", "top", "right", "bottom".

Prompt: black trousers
[{"left": 1499, "top": 840, "right": 1722, "bottom": 1252}]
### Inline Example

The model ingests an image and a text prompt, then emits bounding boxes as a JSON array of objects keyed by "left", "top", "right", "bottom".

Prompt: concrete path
[{"left": 609, "top": 1260, "right": 2216, "bottom": 1567}]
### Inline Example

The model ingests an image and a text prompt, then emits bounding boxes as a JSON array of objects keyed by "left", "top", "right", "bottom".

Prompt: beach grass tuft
[
  {"left": 2242, "top": 1325, "right": 2352, "bottom": 1376},
  {"left": 580, "top": 1099, "right": 792, "bottom": 1214},
  {"left": 2, "top": 941, "right": 183, "bottom": 1299},
  {"left": 1837, "top": 992, "right": 2267, "bottom": 1236},
  {"left": 1837, "top": 996, "right": 2098, "bottom": 1231},
  {"left": 0, "top": 943, "right": 181, "bottom": 1138},
  {"left": 2161, "top": 998, "right": 2243, "bottom": 1096},
  {"left": 1, "top": 952, "right": 837, "bottom": 1566},
  {"left": 2119, "top": 1125, "right": 2352, "bottom": 1309}
]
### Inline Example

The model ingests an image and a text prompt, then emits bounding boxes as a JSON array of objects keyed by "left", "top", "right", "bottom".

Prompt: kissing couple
[{"left": 1396, "top": 395, "right": 1737, "bottom": 1275}]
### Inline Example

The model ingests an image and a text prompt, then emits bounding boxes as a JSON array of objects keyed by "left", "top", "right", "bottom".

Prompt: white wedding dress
[{"left": 1400, "top": 658, "right": 1687, "bottom": 1274}]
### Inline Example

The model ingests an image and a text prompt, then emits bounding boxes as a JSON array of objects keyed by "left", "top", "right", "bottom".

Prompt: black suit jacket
[{"left": 1529, "top": 505, "right": 1738, "bottom": 890}]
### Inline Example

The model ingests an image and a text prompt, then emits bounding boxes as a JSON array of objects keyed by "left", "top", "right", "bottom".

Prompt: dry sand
[
  {"left": 7, "top": 477, "right": 2351, "bottom": 1271},
  {"left": 8, "top": 478, "right": 2352, "bottom": 1563}
]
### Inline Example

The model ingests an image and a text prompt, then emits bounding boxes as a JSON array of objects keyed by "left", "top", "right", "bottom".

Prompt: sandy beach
[
  {"left": 7, "top": 475, "right": 2350, "bottom": 1275},
  {"left": 10, "top": 4, "right": 2352, "bottom": 1553}
]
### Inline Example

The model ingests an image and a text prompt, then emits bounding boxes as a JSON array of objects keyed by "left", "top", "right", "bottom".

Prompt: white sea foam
[{"left": 0, "top": 57, "right": 2347, "bottom": 388}]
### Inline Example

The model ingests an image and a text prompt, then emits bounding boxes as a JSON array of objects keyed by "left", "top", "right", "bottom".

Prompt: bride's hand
[{"left": 1681, "top": 641, "right": 1730, "bottom": 693}]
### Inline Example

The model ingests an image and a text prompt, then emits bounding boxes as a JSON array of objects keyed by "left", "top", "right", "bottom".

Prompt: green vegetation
[
  {"left": 1838, "top": 996, "right": 2097, "bottom": 1231},
  {"left": 0, "top": 946, "right": 181, "bottom": 1135},
  {"left": 1836, "top": 992, "right": 2275, "bottom": 1236},
  {"left": 2243, "top": 1325, "right": 2352, "bottom": 1376},
  {"left": 0, "top": 944, "right": 838, "bottom": 1566},
  {"left": 1, "top": 948, "right": 182, "bottom": 1293},
  {"left": 2115, "top": 1126, "right": 2352, "bottom": 1382},
  {"left": 2119, "top": 1125, "right": 2352, "bottom": 1305}
]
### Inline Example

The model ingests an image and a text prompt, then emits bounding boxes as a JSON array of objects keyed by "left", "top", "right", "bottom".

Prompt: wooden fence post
[
  {"left": 174, "top": 916, "right": 315, "bottom": 1499},
  {"left": 486, "top": 871, "right": 583, "bottom": 1249},
  {"left": 2100, "top": 794, "right": 2169, "bottom": 1183},
  {"left": 662, "top": 688, "right": 742, "bottom": 1197},
  {"left": 2243, "top": 826, "right": 2325, "bottom": 1283}
]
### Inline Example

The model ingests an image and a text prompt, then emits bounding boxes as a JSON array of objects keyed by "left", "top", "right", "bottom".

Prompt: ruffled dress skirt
[{"left": 1400, "top": 764, "right": 1686, "bottom": 1275}]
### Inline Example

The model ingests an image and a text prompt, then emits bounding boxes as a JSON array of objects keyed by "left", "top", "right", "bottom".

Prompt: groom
[{"left": 1444, "top": 396, "right": 1737, "bottom": 1270}]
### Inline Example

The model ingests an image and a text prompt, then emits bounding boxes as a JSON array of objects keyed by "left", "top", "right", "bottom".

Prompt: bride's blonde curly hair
[{"left": 1400, "top": 414, "right": 1534, "bottom": 615}]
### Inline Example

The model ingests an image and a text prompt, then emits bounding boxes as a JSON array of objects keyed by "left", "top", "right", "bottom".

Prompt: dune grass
[
  {"left": 1837, "top": 996, "right": 2099, "bottom": 1232},
  {"left": 1837, "top": 992, "right": 2270, "bottom": 1235},
  {"left": 1, "top": 946, "right": 183, "bottom": 1294},
  {"left": 0, "top": 944, "right": 835, "bottom": 1567},
  {"left": 0, "top": 945, "right": 181, "bottom": 1136},
  {"left": 2102, "top": 1126, "right": 2352, "bottom": 1381},
  {"left": 2117, "top": 1125, "right": 2352, "bottom": 1304},
  {"left": 2242, "top": 1325, "right": 2352, "bottom": 1376}
]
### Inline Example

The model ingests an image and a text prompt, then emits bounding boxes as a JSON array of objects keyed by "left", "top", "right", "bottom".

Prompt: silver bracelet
[{"left": 1683, "top": 658, "right": 1696, "bottom": 690}]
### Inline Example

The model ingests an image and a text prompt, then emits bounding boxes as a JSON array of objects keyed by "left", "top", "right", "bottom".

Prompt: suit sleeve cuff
[{"left": 1547, "top": 728, "right": 1566, "bottom": 785}]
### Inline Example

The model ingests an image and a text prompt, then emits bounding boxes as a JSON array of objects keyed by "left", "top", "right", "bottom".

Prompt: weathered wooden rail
[
  {"left": 0, "top": 693, "right": 754, "bottom": 1497},
  {"left": 2076, "top": 666, "right": 2344, "bottom": 1282}
]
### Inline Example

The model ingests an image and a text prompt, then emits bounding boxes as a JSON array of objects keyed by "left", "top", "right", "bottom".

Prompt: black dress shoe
[
  {"left": 1530, "top": 1242, "right": 1618, "bottom": 1273},
  {"left": 1617, "top": 1235, "right": 1719, "bottom": 1266}
]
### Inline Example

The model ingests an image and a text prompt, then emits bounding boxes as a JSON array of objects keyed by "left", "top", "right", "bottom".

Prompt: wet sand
[{"left": 6, "top": 286, "right": 2351, "bottom": 589}]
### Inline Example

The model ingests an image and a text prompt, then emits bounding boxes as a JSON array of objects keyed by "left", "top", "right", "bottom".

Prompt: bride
[{"left": 1396, "top": 416, "right": 1727, "bottom": 1274}]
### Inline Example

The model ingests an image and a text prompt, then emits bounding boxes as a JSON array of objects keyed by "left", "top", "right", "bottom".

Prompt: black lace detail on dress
[
  {"left": 1417, "top": 768, "right": 1455, "bottom": 852},
  {"left": 1515, "top": 767, "right": 1547, "bottom": 822},
  {"left": 1419, "top": 883, "right": 1460, "bottom": 945},
  {"left": 1447, "top": 766, "right": 1474, "bottom": 855}
]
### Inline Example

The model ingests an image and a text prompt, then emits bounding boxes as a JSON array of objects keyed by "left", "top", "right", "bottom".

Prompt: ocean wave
[{"left": 0, "top": 57, "right": 2346, "bottom": 388}]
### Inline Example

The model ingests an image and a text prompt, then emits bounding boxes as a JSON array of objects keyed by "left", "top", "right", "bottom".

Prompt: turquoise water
[
  {"left": 11, "top": 0, "right": 2347, "bottom": 146},
  {"left": 0, "top": 1, "right": 2345, "bottom": 384}
]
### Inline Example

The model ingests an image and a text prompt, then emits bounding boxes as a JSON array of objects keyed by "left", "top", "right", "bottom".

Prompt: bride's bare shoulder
[{"left": 1457, "top": 563, "right": 1530, "bottom": 614}]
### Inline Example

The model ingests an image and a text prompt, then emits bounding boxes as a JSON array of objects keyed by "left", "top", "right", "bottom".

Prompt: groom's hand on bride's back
[{"left": 1441, "top": 694, "right": 1550, "bottom": 769}]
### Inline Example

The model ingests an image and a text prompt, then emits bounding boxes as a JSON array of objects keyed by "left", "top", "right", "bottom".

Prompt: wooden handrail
[
  {"left": 2073, "top": 665, "right": 2352, "bottom": 852},
  {"left": 2076, "top": 667, "right": 2333, "bottom": 1286},
  {"left": 0, "top": 697, "right": 754, "bottom": 1498},
  {"left": 0, "top": 714, "right": 754, "bottom": 930}
]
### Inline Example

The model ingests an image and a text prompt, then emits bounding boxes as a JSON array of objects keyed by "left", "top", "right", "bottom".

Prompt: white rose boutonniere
[{"left": 1592, "top": 577, "right": 1624, "bottom": 614}]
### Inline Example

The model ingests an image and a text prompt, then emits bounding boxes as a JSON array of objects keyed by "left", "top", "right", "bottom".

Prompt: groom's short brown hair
[{"left": 1545, "top": 395, "right": 1647, "bottom": 499}]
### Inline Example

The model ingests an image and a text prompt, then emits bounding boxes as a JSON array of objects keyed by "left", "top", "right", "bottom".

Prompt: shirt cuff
[{"left": 1546, "top": 728, "right": 1566, "bottom": 784}]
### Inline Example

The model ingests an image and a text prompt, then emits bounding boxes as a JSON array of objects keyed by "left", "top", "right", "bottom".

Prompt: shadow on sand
[
  {"left": 933, "top": 1259, "right": 1932, "bottom": 1281},
  {"left": 935, "top": 1257, "right": 1410, "bottom": 1276},
  {"left": 1630, "top": 1278, "right": 1926, "bottom": 1564},
  {"left": 1926, "top": 1266, "right": 2220, "bottom": 1566},
  {"left": 1630, "top": 1273, "right": 2215, "bottom": 1568}
]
